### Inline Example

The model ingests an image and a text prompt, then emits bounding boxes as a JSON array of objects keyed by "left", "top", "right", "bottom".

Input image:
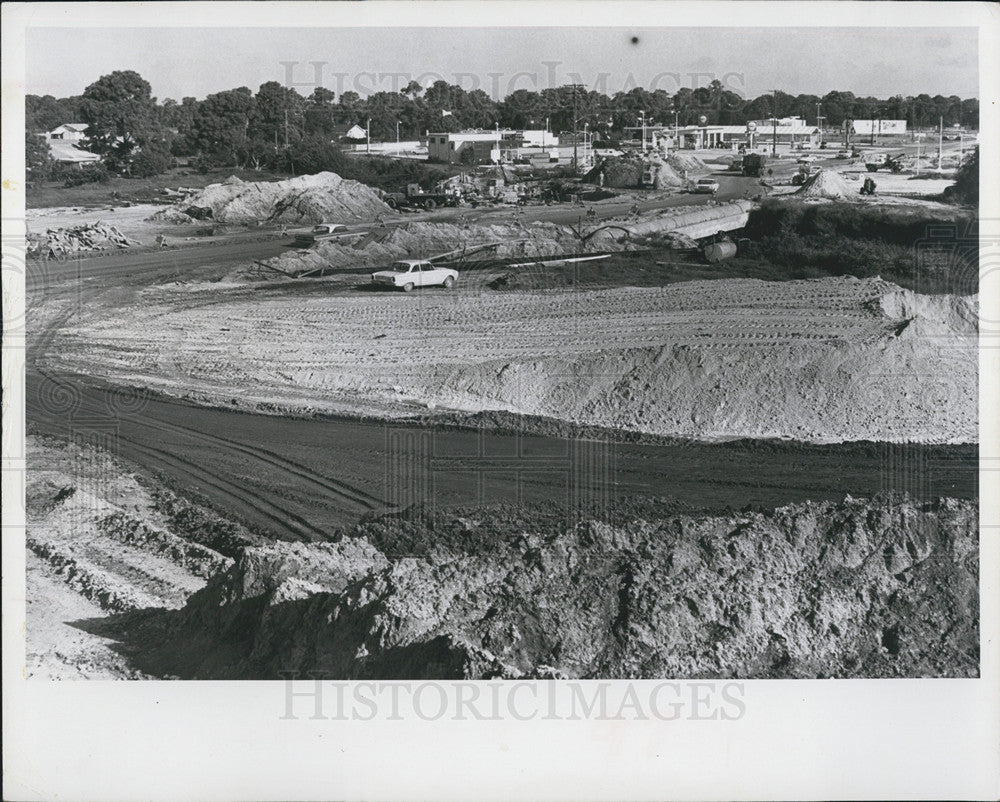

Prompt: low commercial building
[
  {"left": 844, "top": 119, "right": 908, "bottom": 141},
  {"left": 427, "top": 129, "right": 558, "bottom": 164}
]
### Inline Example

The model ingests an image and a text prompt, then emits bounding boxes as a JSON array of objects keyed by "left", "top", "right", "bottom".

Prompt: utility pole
[
  {"left": 284, "top": 109, "right": 290, "bottom": 148},
  {"left": 366, "top": 118, "right": 371, "bottom": 154},
  {"left": 572, "top": 84, "right": 579, "bottom": 170},
  {"left": 396, "top": 120, "right": 400, "bottom": 154},
  {"left": 938, "top": 115, "right": 943, "bottom": 173},
  {"left": 639, "top": 110, "right": 646, "bottom": 152},
  {"left": 771, "top": 89, "right": 778, "bottom": 156},
  {"left": 816, "top": 103, "right": 824, "bottom": 146}
]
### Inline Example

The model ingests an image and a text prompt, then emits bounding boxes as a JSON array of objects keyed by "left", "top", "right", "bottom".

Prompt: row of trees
[{"left": 27, "top": 70, "right": 980, "bottom": 177}]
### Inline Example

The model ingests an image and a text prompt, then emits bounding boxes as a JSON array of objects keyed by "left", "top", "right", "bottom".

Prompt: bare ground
[{"left": 40, "top": 275, "right": 978, "bottom": 444}]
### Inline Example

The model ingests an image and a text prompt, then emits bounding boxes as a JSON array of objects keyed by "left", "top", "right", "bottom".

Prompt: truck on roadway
[
  {"left": 382, "top": 184, "right": 459, "bottom": 211},
  {"left": 741, "top": 153, "right": 768, "bottom": 177}
]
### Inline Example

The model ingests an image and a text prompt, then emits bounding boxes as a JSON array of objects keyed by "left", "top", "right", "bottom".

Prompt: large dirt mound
[
  {"left": 585, "top": 155, "right": 684, "bottom": 188},
  {"left": 247, "top": 219, "right": 628, "bottom": 278},
  {"left": 795, "top": 169, "right": 855, "bottom": 199},
  {"left": 47, "top": 276, "right": 978, "bottom": 443},
  {"left": 113, "top": 494, "right": 978, "bottom": 679},
  {"left": 667, "top": 153, "right": 708, "bottom": 174},
  {"left": 151, "top": 171, "right": 391, "bottom": 225}
]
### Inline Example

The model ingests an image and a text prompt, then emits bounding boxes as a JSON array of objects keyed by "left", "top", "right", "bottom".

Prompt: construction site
[{"left": 24, "top": 106, "right": 980, "bottom": 682}]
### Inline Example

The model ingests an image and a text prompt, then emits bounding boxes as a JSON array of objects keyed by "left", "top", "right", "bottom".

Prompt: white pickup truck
[{"left": 371, "top": 259, "right": 458, "bottom": 292}]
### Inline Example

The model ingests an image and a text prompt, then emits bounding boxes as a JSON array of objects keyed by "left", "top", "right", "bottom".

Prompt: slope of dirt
[
  {"left": 42, "top": 276, "right": 978, "bottom": 444},
  {"left": 108, "top": 494, "right": 978, "bottom": 680},
  {"left": 666, "top": 153, "right": 709, "bottom": 174},
  {"left": 151, "top": 171, "right": 391, "bottom": 225},
  {"left": 242, "top": 219, "right": 628, "bottom": 279},
  {"left": 24, "top": 435, "right": 235, "bottom": 678},
  {"left": 796, "top": 169, "right": 855, "bottom": 199}
]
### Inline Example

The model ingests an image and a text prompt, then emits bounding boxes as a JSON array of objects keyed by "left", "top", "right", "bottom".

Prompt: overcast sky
[{"left": 27, "top": 26, "right": 979, "bottom": 101}]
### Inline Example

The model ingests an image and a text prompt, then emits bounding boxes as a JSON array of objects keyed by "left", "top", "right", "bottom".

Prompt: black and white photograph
[{"left": 3, "top": 2, "right": 998, "bottom": 799}]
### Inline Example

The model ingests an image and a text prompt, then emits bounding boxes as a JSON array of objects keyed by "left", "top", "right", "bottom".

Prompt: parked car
[
  {"left": 294, "top": 223, "right": 356, "bottom": 247},
  {"left": 835, "top": 150, "right": 851, "bottom": 159},
  {"left": 371, "top": 259, "right": 458, "bottom": 292},
  {"left": 796, "top": 154, "right": 818, "bottom": 164},
  {"left": 692, "top": 177, "right": 720, "bottom": 194}
]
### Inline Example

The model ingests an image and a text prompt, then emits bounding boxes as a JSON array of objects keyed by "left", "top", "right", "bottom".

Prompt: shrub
[
  {"left": 61, "top": 163, "right": 111, "bottom": 186},
  {"left": 129, "top": 147, "right": 173, "bottom": 178},
  {"left": 944, "top": 146, "right": 978, "bottom": 206}
]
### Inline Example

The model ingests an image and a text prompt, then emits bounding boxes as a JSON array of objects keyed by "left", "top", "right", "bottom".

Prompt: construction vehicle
[
  {"left": 741, "top": 153, "right": 768, "bottom": 177},
  {"left": 381, "top": 184, "right": 459, "bottom": 211},
  {"left": 865, "top": 153, "right": 906, "bottom": 173}
]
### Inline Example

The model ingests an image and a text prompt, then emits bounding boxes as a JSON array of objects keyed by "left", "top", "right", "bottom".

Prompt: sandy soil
[
  {"left": 40, "top": 274, "right": 977, "bottom": 444},
  {"left": 838, "top": 171, "right": 954, "bottom": 196},
  {"left": 24, "top": 435, "right": 233, "bottom": 679}
]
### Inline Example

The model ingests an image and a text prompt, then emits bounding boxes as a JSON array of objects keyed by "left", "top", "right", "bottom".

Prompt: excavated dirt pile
[
  {"left": 666, "top": 153, "right": 709, "bottom": 174},
  {"left": 795, "top": 169, "right": 855, "bottom": 200},
  {"left": 585, "top": 155, "right": 685, "bottom": 189},
  {"left": 244, "top": 219, "right": 629, "bottom": 278},
  {"left": 113, "top": 494, "right": 978, "bottom": 679},
  {"left": 46, "top": 276, "right": 978, "bottom": 443},
  {"left": 151, "top": 171, "right": 391, "bottom": 225}
]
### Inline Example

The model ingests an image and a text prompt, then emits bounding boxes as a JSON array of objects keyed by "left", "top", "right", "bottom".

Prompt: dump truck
[
  {"left": 741, "top": 153, "right": 767, "bottom": 177},
  {"left": 382, "top": 184, "right": 460, "bottom": 211}
]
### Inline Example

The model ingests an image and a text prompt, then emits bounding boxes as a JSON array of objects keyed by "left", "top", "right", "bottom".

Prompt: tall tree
[
  {"left": 253, "top": 81, "right": 305, "bottom": 146},
  {"left": 80, "top": 70, "right": 161, "bottom": 171},
  {"left": 191, "top": 87, "right": 258, "bottom": 166}
]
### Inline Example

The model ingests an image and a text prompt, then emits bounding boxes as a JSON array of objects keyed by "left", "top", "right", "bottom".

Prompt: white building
[
  {"left": 845, "top": 119, "right": 908, "bottom": 137},
  {"left": 47, "top": 123, "right": 89, "bottom": 142},
  {"left": 330, "top": 123, "right": 367, "bottom": 141},
  {"left": 44, "top": 123, "right": 101, "bottom": 166},
  {"left": 427, "top": 129, "right": 559, "bottom": 164}
]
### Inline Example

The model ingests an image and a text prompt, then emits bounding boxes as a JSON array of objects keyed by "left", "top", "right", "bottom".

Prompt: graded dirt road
[
  {"left": 27, "top": 371, "right": 976, "bottom": 540},
  {"left": 24, "top": 199, "right": 977, "bottom": 541}
]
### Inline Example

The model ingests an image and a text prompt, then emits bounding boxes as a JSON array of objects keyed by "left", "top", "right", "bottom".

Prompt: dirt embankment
[
  {"left": 44, "top": 276, "right": 978, "bottom": 444},
  {"left": 25, "top": 434, "right": 978, "bottom": 680},
  {"left": 108, "top": 494, "right": 979, "bottom": 680},
  {"left": 242, "top": 219, "right": 629, "bottom": 279},
  {"left": 152, "top": 171, "right": 392, "bottom": 225},
  {"left": 24, "top": 435, "right": 261, "bottom": 678}
]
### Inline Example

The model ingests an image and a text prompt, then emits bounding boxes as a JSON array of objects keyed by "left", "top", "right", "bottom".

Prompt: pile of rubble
[
  {"left": 27, "top": 222, "right": 140, "bottom": 258},
  {"left": 151, "top": 171, "right": 391, "bottom": 225}
]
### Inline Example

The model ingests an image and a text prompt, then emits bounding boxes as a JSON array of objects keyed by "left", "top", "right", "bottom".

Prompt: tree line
[{"left": 26, "top": 69, "right": 980, "bottom": 178}]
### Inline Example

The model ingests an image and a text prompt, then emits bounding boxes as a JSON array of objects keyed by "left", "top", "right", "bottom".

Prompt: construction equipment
[
  {"left": 382, "top": 183, "right": 459, "bottom": 211},
  {"left": 741, "top": 153, "right": 768, "bottom": 177},
  {"left": 865, "top": 153, "right": 906, "bottom": 173}
]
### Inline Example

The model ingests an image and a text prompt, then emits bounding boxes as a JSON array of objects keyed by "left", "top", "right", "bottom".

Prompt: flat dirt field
[{"left": 42, "top": 273, "right": 977, "bottom": 443}]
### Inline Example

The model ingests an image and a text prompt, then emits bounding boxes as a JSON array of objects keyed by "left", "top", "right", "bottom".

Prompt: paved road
[{"left": 24, "top": 196, "right": 977, "bottom": 542}]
